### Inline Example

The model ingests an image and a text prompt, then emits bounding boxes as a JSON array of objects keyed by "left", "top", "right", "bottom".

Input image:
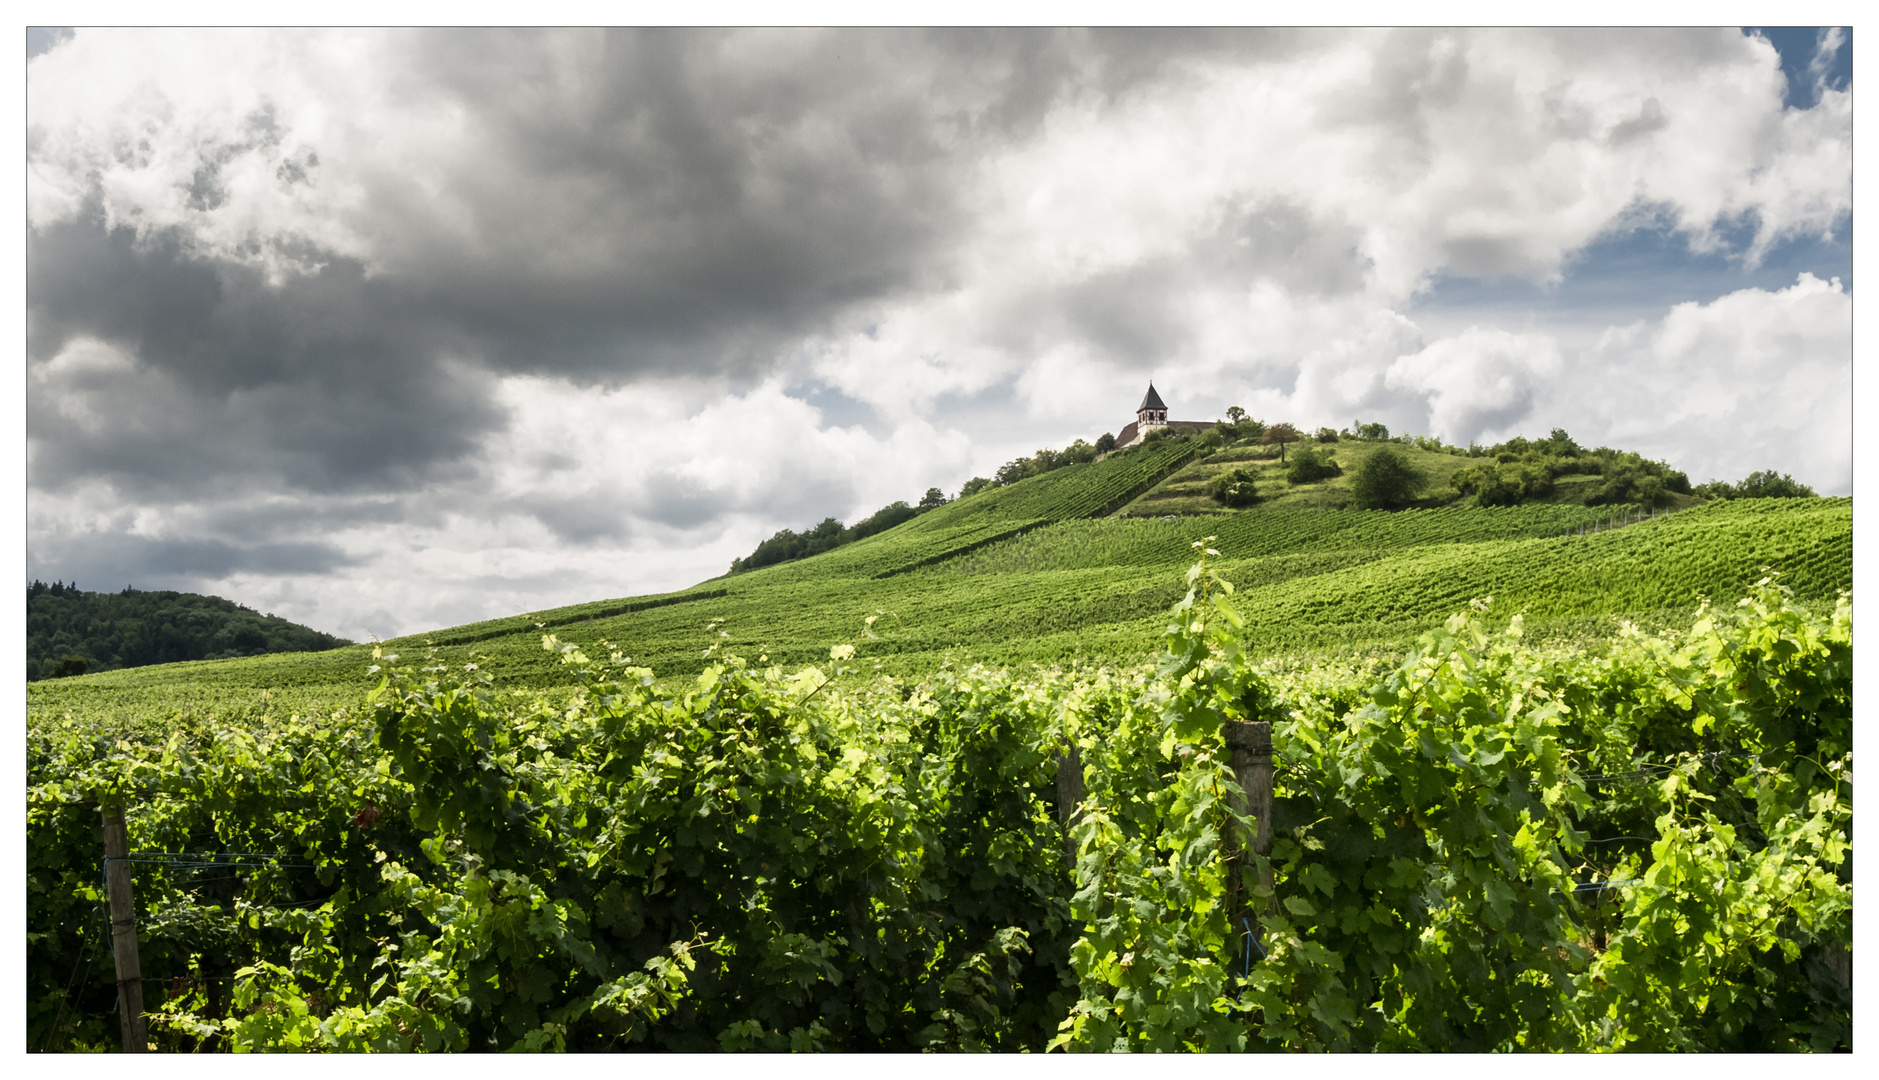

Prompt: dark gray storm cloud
[
  {"left": 28, "top": 29, "right": 1346, "bottom": 511},
  {"left": 507, "top": 493, "right": 633, "bottom": 547},
  {"left": 41, "top": 533, "right": 358, "bottom": 589},
  {"left": 29, "top": 215, "right": 507, "bottom": 496},
  {"left": 31, "top": 32, "right": 1046, "bottom": 494},
  {"left": 25, "top": 28, "right": 1850, "bottom": 636},
  {"left": 983, "top": 195, "right": 1368, "bottom": 367}
]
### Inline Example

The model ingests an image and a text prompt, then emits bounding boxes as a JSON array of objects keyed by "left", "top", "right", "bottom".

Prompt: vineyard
[
  {"left": 27, "top": 498, "right": 1851, "bottom": 718},
  {"left": 24, "top": 443, "right": 1854, "bottom": 1052},
  {"left": 26, "top": 549, "right": 1850, "bottom": 1051}
]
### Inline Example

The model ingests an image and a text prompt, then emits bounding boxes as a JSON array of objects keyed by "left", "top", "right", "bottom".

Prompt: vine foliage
[{"left": 27, "top": 552, "right": 1850, "bottom": 1051}]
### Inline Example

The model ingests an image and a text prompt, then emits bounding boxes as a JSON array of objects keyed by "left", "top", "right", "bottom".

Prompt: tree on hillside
[
  {"left": 804, "top": 517, "right": 846, "bottom": 552},
  {"left": 918, "top": 487, "right": 948, "bottom": 511},
  {"left": 1094, "top": 432, "right": 1116, "bottom": 453},
  {"left": 1314, "top": 426, "right": 1339, "bottom": 443},
  {"left": 1348, "top": 447, "right": 1426, "bottom": 510},
  {"left": 1226, "top": 405, "right": 1247, "bottom": 425},
  {"left": 1263, "top": 422, "right": 1300, "bottom": 461},
  {"left": 850, "top": 502, "right": 917, "bottom": 539},
  {"left": 1541, "top": 427, "right": 1582, "bottom": 456},
  {"left": 957, "top": 477, "right": 991, "bottom": 499}
]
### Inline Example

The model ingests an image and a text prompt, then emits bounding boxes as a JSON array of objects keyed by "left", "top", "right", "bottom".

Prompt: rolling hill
[
  {"left": 24, "top": 427, "right": 1852, "bottom": 1054},
  {"left": 25, "top": 581, "right": 353, "bottom": 682},
  {"left": 25, "top": 431, "right": 1849, "bottom": 719}
]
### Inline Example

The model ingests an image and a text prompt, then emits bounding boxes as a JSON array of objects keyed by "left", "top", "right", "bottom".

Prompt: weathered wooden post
[
  {"left": 101, "top": 806, "right": 147, "bottom": 1053},
  {"left": 1224, "top": 721, "right": 1274, "bottom": 943},
  {"left": 1055, "top": 743, "right": 1084, "bottom": 864}
]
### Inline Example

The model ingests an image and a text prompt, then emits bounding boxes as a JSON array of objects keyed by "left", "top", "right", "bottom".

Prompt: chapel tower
[{"left": 1137, "top": 383, "right": 1169, "bottom": 432}]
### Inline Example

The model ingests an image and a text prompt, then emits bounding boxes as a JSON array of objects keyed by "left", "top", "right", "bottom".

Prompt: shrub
[
  {"left": 1314, "top": 426, "right": 1339, "bottom": 443},
  {"left": 1094, "top": 432, "right": 1117, "bottom": 453},
  {"left": 46, "top": 655, "right": 90, "bottom": 678},
  {"left": 1285, "top": 446, "right": 1342, "bottom": 485},
  {"left": 1451, "top": 461, "right": 1553, "bottom": 507},
  {"left": 1698, "top": 470, "right": 1817, "bottom": 500},
  {"left": 1587, "top": 463, "right": 1672, "bottom": 507},
  {"left": 1348, "top": 448, "right": 1425, "bottom": 510},
  {"left": 1209, "top": 467, "right": 1259, "bottom": 508}
]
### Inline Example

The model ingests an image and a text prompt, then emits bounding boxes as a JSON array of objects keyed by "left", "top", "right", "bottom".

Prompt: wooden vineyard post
[
  {"left": 1225, "top": 721, "right": 1274, "bottom": 953},
  {"left": 100, "top": 806, "right": 147, "bottom": 1053},
  {"left": 1055, "top": 743, "right": 1084, "bottom": 864}
]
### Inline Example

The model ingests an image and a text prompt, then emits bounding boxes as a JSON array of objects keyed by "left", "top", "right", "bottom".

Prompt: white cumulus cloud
[
  {"left": 24, "top": 28, "right": 1852, "bottom": 636},
  {"left": 1564, "top": 273, "right": 1851, "bottom": 492}
]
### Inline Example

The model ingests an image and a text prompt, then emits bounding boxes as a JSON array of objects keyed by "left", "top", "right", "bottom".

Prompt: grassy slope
[{"left": 27, "top": 442, "right": 1850, "bottom": 721}]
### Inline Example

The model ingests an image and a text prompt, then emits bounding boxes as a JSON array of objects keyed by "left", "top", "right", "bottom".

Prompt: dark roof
[
  {"left": 1137, "top": 383, "right": 1167, "bottom": 411},
  {"left": 1116, "top": 420, "right": 1139, "bottom": 446}
]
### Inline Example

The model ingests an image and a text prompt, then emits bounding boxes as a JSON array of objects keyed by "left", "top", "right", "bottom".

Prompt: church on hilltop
[{"left": 1114, "top": 383, "right": 1216, "bottom": 448}]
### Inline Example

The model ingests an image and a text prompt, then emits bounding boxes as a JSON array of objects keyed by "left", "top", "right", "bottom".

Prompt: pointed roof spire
[{"left": 1138, "top": 382, "right": 1167, "bottom": 412}]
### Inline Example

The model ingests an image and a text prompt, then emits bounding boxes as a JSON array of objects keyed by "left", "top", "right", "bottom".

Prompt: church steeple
[{"left": 1136, "top": 382, "right": 1168, "bottom": 428}]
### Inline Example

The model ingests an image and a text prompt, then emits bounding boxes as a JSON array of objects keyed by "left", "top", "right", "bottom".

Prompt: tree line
[
  {"left": 1205, "top": 417, "right": 1818, "bottom": 512},
  {"left": 26, "top": 581, "right": 353, "bottom": 681},
  {"left": 727, "top": 489, "right": 952, "bottom": 573}
]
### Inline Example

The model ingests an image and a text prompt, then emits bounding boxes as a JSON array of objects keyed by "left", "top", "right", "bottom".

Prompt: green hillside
[
  {"left": 26, "top": 581, "right": 353, "bottom": 681},
  {"left": 26, "top": 431, "right": 1850, "bottom": 718},
  {"left": 25, "top": 432, "right": 1853, "bottom": 1054},
  {"left": 1116, "top": 431, "right": 1700, "bottom": 517}
]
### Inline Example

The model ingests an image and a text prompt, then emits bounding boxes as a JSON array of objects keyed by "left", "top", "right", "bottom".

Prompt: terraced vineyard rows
[
  {"left": 1115, "top": 438, "right": 1479, "bottom": 517},
  {"left": 698, "top": 440, "right": 1200, "bottom": 587},
  {"left": 932, "top": 503, "right": 1628, "bottom": 576},
  {"left": 935, "top": 439, "right": 1201, "bottom": 524},
  {"left": 26, "top": 498, "right": 1850, "bottom": 715}
]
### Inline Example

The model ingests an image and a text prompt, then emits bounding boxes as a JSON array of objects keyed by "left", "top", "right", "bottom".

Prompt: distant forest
[{"left": 26, "top": 581, "right": 352, "bottom": 681}]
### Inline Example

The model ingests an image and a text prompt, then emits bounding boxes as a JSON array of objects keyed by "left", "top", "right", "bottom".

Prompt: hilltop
[
  {"left": 25, "top": 423, "right": 1847, "bottom": 717},
  {"left": 26, "top": 580, "right": 353, "bottom": 681}
]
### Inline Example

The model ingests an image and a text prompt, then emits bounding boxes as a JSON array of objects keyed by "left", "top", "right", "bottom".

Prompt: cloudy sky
[{"left": 25, "top": 26, "right": 1853, "bottom": 641}]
